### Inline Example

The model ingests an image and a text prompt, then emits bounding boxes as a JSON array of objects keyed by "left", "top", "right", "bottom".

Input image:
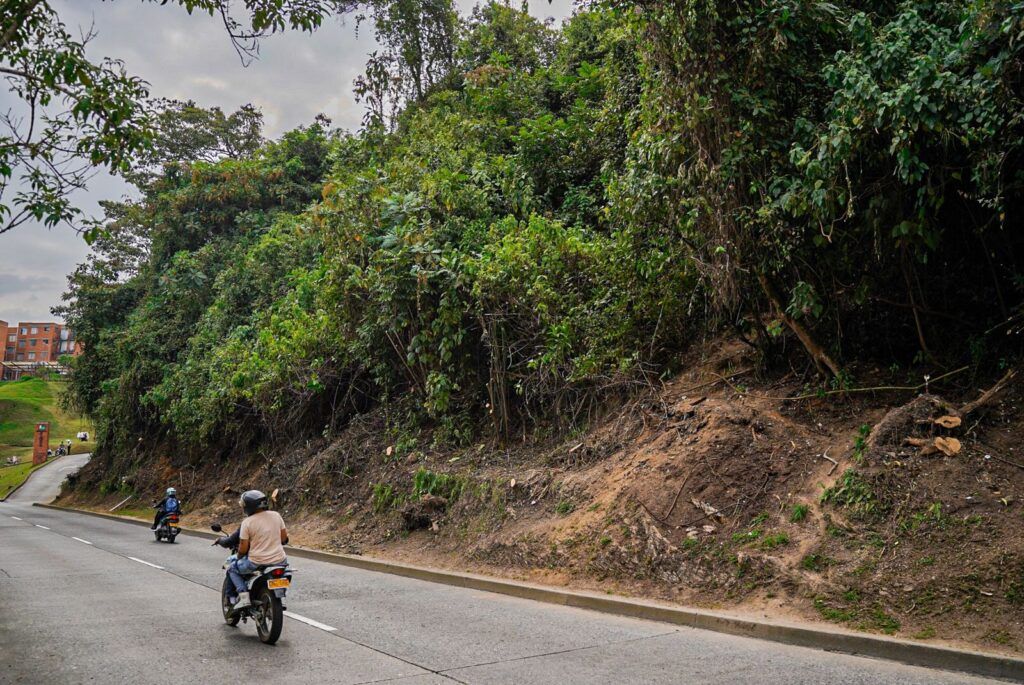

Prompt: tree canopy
[
  {"left": 51, "top": 0, "right": 1024, "bottom": 483},
  {"left": 0, "top": 0, "right": 348, "bottom": 237}
]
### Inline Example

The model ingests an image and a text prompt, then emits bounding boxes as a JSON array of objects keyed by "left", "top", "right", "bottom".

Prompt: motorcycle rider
[
  {"left": 226, "top": 490, "right": 288, "bottom": 611},
  {"left": 151, "top": 487, "right": 182, "bottom": 530}
]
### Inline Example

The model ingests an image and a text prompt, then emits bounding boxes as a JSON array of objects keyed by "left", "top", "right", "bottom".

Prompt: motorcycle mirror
[{"left": 211, "top": 523, "right": 222, "bottom": 532}]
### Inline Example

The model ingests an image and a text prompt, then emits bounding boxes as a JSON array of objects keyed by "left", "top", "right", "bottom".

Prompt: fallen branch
[
  {"left": 819, "top": 449, "right": 838, "bottom": 474},
  {"left": 746, "top": 366, "right": 971, "bottom": 402},
  {"left": 959, "top": 368, "right": 1018, "bottom": 416},
  {"left": 679, "top": 369, "right": 752, "bottom": 395},
  {"left": 988, "top": 454, "right": 1024, "bottom": 471},
  {"left": 758, "top": 272, "right": 842, "bottom": 378},
  {"left": 662, "top": 466, "right": 697, "bottom": 522}
]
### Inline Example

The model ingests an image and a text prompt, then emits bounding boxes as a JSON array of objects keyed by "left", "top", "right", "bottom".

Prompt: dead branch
[
  {"left": 959, "top": 368, "right": 1018, "bottom": 416},
  {"left": 819, "top": 449, "right": 838, "bottom": 474},
  {"left": 758, "top": 272, "right": 842, "bottom": 378}
]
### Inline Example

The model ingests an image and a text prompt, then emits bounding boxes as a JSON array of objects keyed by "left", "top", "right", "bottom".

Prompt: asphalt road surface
[
  {"left": 0, "top": 457, "right": 1003, "bottom": 684},
  {"left": 5, "top": 453, "right": 92, "bottom": 504}
]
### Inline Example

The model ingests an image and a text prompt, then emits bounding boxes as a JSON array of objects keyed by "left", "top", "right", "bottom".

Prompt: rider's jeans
[{"left": 228, "top": 556, "right": 259, "bottom": 595}]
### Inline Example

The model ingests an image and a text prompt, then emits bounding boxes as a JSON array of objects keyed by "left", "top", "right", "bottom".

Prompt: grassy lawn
[
  {"left": 0, "top": 377, "right": 95, "bottom": 498},
  {"left": 0, "top": 455, "right": 67, "bottom": 499},
  {"left": 0, "top": 377, "right": 94, "bottom": 461},
  {"left": 0, "top": 458, "right": 42, "bottom": 499}
]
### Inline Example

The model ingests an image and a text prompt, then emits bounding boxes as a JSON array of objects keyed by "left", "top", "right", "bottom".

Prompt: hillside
[
  {"left": 0, "top": 377, "right": 95, "bottom": 498},
  {"left": 0, "top": 378, "right": 92, "bottom": 460},
  {"left": 64, "top": 341, "right": 1024, "bottom": 653},
  {"left": 54, "top": 0, "right": 1024, "bottom": 658}
]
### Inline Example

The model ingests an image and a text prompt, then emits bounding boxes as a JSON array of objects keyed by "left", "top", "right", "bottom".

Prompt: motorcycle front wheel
[
  {"left": 221, "top": 576, "right": 240, "bottom": 626},
  {"left": 254, "top": 587, "right": 283, "bottom": 645}
]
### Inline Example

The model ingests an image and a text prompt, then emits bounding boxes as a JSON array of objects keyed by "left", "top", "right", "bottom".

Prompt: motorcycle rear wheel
[
  {"left": 254, "top": 587, "right": 283, "bottom": 645},
  {"left": 221, "top": 576, "right": 240, "bottom": 626}
]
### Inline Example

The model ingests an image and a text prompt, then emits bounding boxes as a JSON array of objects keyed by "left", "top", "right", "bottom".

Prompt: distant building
[{"left": 0, "top": 320, "right": 81, "bottom": 380}]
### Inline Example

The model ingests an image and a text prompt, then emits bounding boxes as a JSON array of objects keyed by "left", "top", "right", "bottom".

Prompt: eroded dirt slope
[{"left": 64, "top": 341, "right": 1024, "bottom": 654}]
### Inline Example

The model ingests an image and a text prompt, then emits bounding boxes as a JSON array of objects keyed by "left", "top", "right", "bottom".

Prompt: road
[
  {"left": 0, "top": 458, "right": 1000, "bottom": 684},
  {"left": 5, "top": 452, "right": 91, "bottom": 504}
]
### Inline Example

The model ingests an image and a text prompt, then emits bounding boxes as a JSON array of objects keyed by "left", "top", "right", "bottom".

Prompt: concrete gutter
[{"left": 34, "top": 501, "right": 1024, "bottom": 682}]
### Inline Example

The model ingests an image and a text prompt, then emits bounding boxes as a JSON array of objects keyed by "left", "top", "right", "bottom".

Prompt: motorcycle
[
  {"left": 211, "top": 522, "right": 292, "bottom": 645},
  {"left": 152, "top": 503, "right": 181, "bottom": 543}
]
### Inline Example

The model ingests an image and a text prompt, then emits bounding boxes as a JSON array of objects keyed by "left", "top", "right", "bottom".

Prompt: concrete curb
[
  {"left": 0, "top": 454, "right": 66, "bottom": 502},
  {"left": 33, "top": 502, "right": 1024, "bottom": 682}
]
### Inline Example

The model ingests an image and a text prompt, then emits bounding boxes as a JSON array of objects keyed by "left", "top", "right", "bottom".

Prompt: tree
[
  {"left": 0, "top": 0, "right": 349, "bottom": 237},
  {"left": 354, "top": 0, "right": 458, "bottom": 128},
  {"left": 123, "top": 99, "right": 265, "bottom": 187},
  {"left": 0, "top": 1, "right": 150, "bottom": 235}
]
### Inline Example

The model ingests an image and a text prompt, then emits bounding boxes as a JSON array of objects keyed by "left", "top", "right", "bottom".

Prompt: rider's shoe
[
  {"left": 150, "top": 524, "right": 157, "bottom": 530},
  {"left": 232, "top": 592, "right": 251, "bottom": 611}
]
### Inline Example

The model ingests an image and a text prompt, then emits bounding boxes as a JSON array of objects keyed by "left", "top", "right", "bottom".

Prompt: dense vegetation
[{"left": 58, "top": 1, "right": 1024, "bottom": 483}]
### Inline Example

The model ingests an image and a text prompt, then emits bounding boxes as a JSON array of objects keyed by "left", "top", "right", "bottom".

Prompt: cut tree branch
[
  {"left": 757, "top": 271, "right": 842, "bottom": 377},
  {"left": 960, "top": 368, "right": 1018, "bottom": 416}
]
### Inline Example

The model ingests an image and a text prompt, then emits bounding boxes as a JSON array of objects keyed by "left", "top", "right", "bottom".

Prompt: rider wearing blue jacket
[{"left": 151, "top": 487, "right": 181, "bottom": 529}]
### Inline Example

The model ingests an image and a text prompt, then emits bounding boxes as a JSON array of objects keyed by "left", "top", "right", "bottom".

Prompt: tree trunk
[{"left": 757, "top": 272, "right": 842, "bottom": 378}]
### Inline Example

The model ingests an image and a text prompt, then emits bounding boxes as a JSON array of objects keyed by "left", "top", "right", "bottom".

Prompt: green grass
[
  {"left": 0, "top": 378, "right": 93, "bottom": 460},
  {"left": 790, "top": 503, "right": 809, "bottom": 522},
  {"left": 0, "top": 450, "right": 95, "bottom": 500},
  {"left": 0, "top": 458, "right": 45, "bottom": 499},
  {"left": 110, "top": 506, "right": 153, "bottom": 520}
]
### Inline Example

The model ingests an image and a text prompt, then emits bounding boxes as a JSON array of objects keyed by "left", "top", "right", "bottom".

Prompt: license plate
[{"left": 267, "top": 578, "right": 290, "bottom": 589}]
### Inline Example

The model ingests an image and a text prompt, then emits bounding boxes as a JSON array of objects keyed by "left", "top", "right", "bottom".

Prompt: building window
[
  {"left": 28, "top": 339, "right": 36, "bottom": 346},
  {"left": 43, "top": 326, "right": 50, "bottom": 332},
  {"left": 41, "top": 339, "right": 48, "bottom": 345},
  {"left": 4, "top": 347, "right": 13, "bottom": 357},
  {"left": 27, "top": 352, "right": 35, "bottom": 360},
  {"left": 6, "top": 334, "right": 13, "bottom": 342},
  {"left": 20, "top": 327, "right": 26, "bottom": 335},
  {"left": 18, "top": 340, "right": 25, "bottom": 348},
  {"left": 30, "top": 326, "right": 38, "bottom": 334},
  {"left": 16, "top": 353, "right": 24, "bottom": 361}
]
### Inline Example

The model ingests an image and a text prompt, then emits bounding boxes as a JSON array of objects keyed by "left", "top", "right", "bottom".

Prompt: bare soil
[{"left": 63, "top": 340, "right": 1024, "bottom": 655}]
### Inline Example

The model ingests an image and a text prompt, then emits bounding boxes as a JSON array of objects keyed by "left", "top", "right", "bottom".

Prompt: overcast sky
[{"left": 0, "top": 0, "right": 573, "bottom": 325}]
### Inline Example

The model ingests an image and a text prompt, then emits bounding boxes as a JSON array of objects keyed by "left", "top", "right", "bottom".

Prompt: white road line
[
  {"left": 35, "top": 524, "right": 50, "bottom": 530},
  {"left": 127, "top": 556, "right": 164, "bottom": 570},
  {"left": 10, "top": 516, "right": 22, "bottom": 520},
  {"left": 72, "top": 537, "right": 93, "bottom": 545},
  {"left": 285, "top": 612, "right": 337, "bottom": 632}
]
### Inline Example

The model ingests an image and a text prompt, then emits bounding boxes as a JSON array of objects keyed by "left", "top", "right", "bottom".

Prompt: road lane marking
[
  {"left": 35, "top": 525, "right": 50, "bottom": 530},
  {"left": 10, "top": 516, "right": 22, "bottom": 520},
  {"left": 128, "top": 557, "right": 164, "bottom": 570},
  {"left": 72, "top": 537, "right": 93, "bottom": 545},
  {"left": 285, "top": 612, "right": 337, "bottom": 632}
]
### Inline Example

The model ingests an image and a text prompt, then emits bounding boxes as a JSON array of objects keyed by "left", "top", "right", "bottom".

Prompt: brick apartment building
[{"left": 0, "top": 320, "right": 81, "bottom": 364}]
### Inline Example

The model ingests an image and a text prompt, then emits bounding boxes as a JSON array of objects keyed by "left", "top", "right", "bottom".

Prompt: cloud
[{"left": 0, "top": 0, "right": 576, "bottom": 323}]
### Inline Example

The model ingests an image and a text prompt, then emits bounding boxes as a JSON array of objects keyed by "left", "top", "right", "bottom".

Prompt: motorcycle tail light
[{"left": 271, "top": 568, "right": 286, "bottom": 577}]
